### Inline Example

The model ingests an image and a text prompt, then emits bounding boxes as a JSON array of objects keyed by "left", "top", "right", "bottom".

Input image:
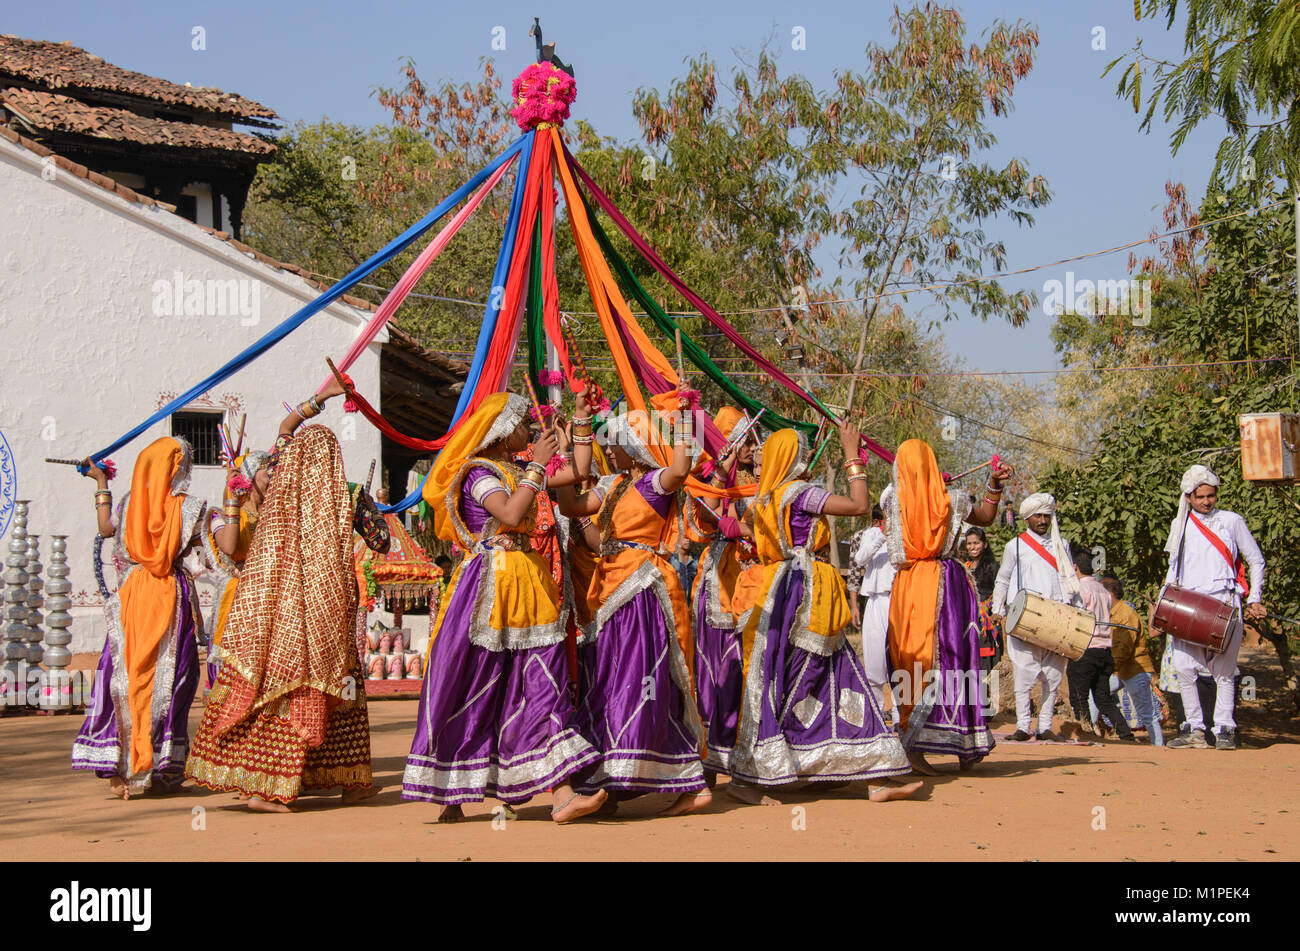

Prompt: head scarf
[
  {"left": 714, "top": 406, "right": 746, "bottom": 443},
  {"left": 1164, "top": 464, "right": 1220, "bottom": 556},
  {"left": 751, "top": 429, "right": 813, "bottom": 561},
  {"left": 238, "top": 450, "right": 271, "bottom": 483},
  {"left": 213, "top": 425, "right": 358, "bottom": 747},
  {"left": 1018, "top": 492, "right": 1080, "bottom": 601},
  {"left": 422, "top": 393, "right": 529, "bottom": 544},
  {"left": 118, "top": 436, "right": 189, "bottom": 777},
  {"left": 601, "top": 411, "right": 661, "bottom": 469}
]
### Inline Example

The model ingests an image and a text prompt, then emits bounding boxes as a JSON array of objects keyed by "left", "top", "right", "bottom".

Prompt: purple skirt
[
  {"left": 71, "top": 571, "right": 201, "bottom": 792},
  {"left": 694, "top": 565, "right": 742, "bottom": 774},
  {"left": 572, "top": 579, "right": 706, "bottom": 796},
  {"left": 897, "top": 559, "right": 995, "bottom": 762},
  {"left": 731, "top": 565, "right": 911, "bottom": 785},
  {"left": 401, "top": 555, "right": 598, "bottom": 806}
]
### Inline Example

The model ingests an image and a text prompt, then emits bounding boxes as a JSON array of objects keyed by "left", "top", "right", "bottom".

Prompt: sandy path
[{"left": 3, "top": 646, "right": 1295, "bottom": 862}]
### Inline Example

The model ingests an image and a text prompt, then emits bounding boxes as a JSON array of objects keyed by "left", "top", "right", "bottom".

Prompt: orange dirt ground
[{"left": 2, "top": 643, "right": 1295, "bottom": 862}]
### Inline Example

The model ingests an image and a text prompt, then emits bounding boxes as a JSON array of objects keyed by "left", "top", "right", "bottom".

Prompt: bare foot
[
  {"left": 595, "top": 797, "right": 619, "bottom": 818},
  {"left": 907, "top": 751, "right": 939, "bottom": 776},
  {"left": 342, "top": 784, "right": 380, "bottom": 805},
  {"left": 248, "top": 797, "right": 292, "bottom": 814},
  {"left": 552, "top": 788, "right": 608, "bottom": 824},
  {"left": 723, "top": 780, "right": 780, "bottom": 806},
  {"left": 108, "top": 777, "right": 129, "bottom": 801},
  {"left": 869, "top": 779, "right": 923, "bottom": 802},
  {"left": 437, "top": 804, "right": 464, "bottom": 823},
  {"left": 661, "top": 787, "right": 712, "bottom": 816}
]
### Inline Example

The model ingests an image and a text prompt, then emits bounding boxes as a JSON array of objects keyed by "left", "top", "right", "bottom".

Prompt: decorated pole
[{"left": 24, "top": 535, "right": 44, "bottom": 678}]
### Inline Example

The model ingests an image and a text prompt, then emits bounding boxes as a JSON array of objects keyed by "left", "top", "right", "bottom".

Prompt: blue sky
[{"left": 8, "top": 0, "right": 1230, "bottom": 375}]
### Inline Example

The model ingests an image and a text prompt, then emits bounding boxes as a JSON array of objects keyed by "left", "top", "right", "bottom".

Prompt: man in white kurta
[
  {"left": 991, "top": 493, "right": 1081, "bottom": 742},
  {"left": 1161, "top": 465, "right": 1265, "bottom": 750},
  {"left": 852, "top": 487, "right": 898, "bottom": 725}
]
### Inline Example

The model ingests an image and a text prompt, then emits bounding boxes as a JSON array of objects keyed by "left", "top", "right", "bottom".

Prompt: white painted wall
[{"left": 0, "top": 138, "right": 386, "bottom": 654}]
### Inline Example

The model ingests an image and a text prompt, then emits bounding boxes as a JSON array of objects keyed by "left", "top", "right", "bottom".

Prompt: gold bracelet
[{"left": 223, "top": 505, "right": 240, "bottom": 518}]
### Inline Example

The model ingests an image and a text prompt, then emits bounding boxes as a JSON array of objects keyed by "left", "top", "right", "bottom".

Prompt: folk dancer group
[{"left": 69, "top": 381, "right": 1265, "bottom": 818}]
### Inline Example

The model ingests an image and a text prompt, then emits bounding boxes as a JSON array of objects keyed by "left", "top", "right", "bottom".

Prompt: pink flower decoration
[
  {"left": 991, "top": 453, "right": 1001, "bottom": 469},
  {"left": 678, "top": 389, "right": 701, "bottom": 407},
  {"left": 343, "top": 397, "right": 358, "bottom": 413},
  {"left": 529, "top": 404, "right": 556, "bottom": 422},
  {"left": 511, "top": 62, "right": 577, "bottom": 131},
  {"left": 101, "top": 459, "right": 117, "bottom": 480},
  {"left": 597, "top": 398, "right": 611, "bottom": 415},
  {"left": 227, "top": 473, "right": 253, "bottom": 493},
  {"left": 544, "top": 453, "right": 568, "bottom": 478},
  {"left": 539, "top": 370, "right": 565, "bottom": 386},
  {"left": 858, "top": 447, "right": 871, "bottom": 464}
]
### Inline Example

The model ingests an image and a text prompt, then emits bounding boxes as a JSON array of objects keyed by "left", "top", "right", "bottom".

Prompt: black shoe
[
  {"left": 1214, "top": 729, "right": 1239, "bottom": 750},
  {"left": 1117, "top": 732, "right": 1138, "bottom": 742},
  {"left": 1008, "top": 729, "right": 1032, "bottom": 742},
  {"left": 1036, "top": 730, "right": 1059, "bottom": 743}
]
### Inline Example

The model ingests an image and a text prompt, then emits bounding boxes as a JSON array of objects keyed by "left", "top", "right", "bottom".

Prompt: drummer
[
  {"left": 989, "top": 493, "right": 1080, "bottom": 742},
  {"left": 1161, "top": 465, "right": 1266, "bottom": 751}
]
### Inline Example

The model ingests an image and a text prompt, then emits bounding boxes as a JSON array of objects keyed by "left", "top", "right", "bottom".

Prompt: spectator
[
  {"left": 1100, "top": 575, "right": 1164, "bottom": 746},
  {"left": 962, "top": 527, "right": 1002, "bottom": 670},
  {"left": 1066, "top": 550, "right": 1136, "bottom": 742}
]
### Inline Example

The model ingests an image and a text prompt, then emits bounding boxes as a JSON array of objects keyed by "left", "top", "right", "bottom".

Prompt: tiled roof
[
  {"left": 1, "top": 88, "right": 276, "bottom": 156},
  {"left": 0, "top": 35, "right": 276, "bottom": 122}
]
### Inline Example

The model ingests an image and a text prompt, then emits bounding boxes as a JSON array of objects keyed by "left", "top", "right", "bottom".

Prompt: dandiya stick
[
  {"left": 44, "top": 457, "right": 85, "bottom": 467},
  {"left": 560, "top": 315, "right": 592, "bottom": 384},
  {"left": 521, "top": 372, "right": 548, "bottom": 429},
  {"left": 233, "top": 413, "right": 246, "bottom": 459},
  {"left": 945, "top": 459, "right": 993, "bottom": 482},
  {"left": 365, "top": 458, "right": 376, "bottom": 493},
  {"left": 674, "top": 326, "right": 687, "bottom": 386}
]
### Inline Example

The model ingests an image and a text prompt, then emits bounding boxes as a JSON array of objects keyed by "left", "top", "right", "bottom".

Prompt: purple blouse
[
  {"left": 595, "top": 469, "right": 674, "bottom": 519},
  {"left": 787, "top": 485, "right": 829, "bottom": 549}
]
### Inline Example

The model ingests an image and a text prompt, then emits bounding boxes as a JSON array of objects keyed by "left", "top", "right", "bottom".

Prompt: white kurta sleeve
[
  {"left": 852, "top": 526, "right": 885, "bottom": 567},
  {"left": 991, "top": 541, "right": 1016, "bottom": 616},
  {"left": 1234, "top": 515, "right": 1266, "bottom": 604}
]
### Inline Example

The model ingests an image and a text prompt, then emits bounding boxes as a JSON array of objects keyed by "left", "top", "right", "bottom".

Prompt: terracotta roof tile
[
  {"left": 1, "top": 88, "right": 276, "bottom": 156},
  {"left": 0, "top": 35, "right": 276, "bottom": 121}
]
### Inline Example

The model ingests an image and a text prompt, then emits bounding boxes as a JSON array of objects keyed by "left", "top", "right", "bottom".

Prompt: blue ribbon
[
  {"left": 381, "top": 130, "right": 538, "bottom": 514},
  {"left": 81, "top": 135, "right": 528, "bottom": 472}
]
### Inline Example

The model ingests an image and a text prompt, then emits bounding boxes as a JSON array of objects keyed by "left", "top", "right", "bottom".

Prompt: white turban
[
  {"left": 1164, "top": 465, "right": 1220, "bottom": 557},
  {"left": 1018, "top": 492, "right": 1080, "bottom": 602}
]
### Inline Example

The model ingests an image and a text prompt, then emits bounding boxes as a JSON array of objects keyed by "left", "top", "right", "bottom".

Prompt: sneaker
[
  {"left": 1166, "top": 725, "right": 1210, "bottom": 749},
  {"left": 1008, "top": 729, "right": 1032, "bottom": 742},
  {"left": 1214, "top": 729, "right": 1239, "bottom": 750},
  {"left": 1036, "top": 730, "right": 1059, "bottom": 743}
]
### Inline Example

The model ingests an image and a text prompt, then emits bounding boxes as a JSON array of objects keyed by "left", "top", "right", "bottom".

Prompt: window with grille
[{"left": 172, "top": 411, "right": 224, "bottom": 466}]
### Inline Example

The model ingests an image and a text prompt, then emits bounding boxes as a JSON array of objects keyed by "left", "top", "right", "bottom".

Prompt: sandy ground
[{"left": 2, "top": 644, "right": 1296, "bottom": 862}]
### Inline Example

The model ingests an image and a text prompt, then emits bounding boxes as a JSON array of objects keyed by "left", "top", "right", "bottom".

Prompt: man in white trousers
[
  {"left": 1161, "top": 465, "right": 1265, "bottom": 750},
  {"left": 852, "top": 488, "right": 898, "bottom": 726},
  {"left": 990, "top": 493, "right": 1081, "bottom": 742}
]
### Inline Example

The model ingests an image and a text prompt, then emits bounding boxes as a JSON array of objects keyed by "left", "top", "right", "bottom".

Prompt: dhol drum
[
  {"left": 1005, "top": 590, "right": 1094, "bottom": 660},
  {"left": 1152, "top": 584, "right": 1237, "bottom": 654}
]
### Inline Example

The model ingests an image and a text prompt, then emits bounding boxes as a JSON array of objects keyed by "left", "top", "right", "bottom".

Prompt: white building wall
[{"left": 0, "top": 139, "right": 385, "bottom": 653}]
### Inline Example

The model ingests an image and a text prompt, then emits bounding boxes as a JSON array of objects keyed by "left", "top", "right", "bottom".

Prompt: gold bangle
[{"left": 223, "top": 505, "right": 240, "bottom": 518}]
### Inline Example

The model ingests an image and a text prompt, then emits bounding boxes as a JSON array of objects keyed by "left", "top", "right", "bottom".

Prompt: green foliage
[
  {"left": 1105, "top": 0, "right": 1300, "bottom": 189},
  {"left": 1042, "top": 180, "right": 1299, "bottom": 659}
]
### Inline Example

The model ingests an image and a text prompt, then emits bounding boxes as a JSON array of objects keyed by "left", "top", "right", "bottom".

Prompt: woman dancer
[
  {"left": 73, "top": 437, "right": 207, "bottom": 798},
  {"left": 886, "top": 439, "right": 1009, "bottom": 774},
  {"left": 728, "top": 425, "right": 917, "bottom": 802},
  {"left": 692, "top": 406, "right": 759, "bottom": 779},
  {"left": 186, "top": 379, "right": 388, "bottom": 811},
  {"left": 401, "top": 392, "right": 606, "bottom": 824},
  {"left": 204, "top": 450, "right": 270, "bottom": 687},
  {"left": 558, "top": 392, "right": 711, "bottom": 816}
]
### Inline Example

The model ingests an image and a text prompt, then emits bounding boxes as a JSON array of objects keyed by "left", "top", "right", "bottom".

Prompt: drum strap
[
  {"left": 1188, "top": 513, "right": 1249, "bottom": 597},
  {"left": 1018, "top": 532, "right": 1058, "bottom": 570}
]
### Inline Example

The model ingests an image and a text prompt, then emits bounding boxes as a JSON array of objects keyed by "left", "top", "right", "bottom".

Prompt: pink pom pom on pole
[
  {"left": 227, "top": 473, "right": 253, "bottom": 493},
  {"left": 991, "top": 454, "right": 1001, "bottom": 469},
  {"left": 343, "top": 398, "right": 358, "bottom": 413},
  {"left": 539, "top": 370, "right": 565, "bottom": 386},
  {"left": 101, "top": 459, "right": 117, "bottom": 480},
  {"left": 544, "top": 453, "right": 567, "bottom": 478},
  {"left": 677, "top": 389, "right": 701, "bottom": 407}
]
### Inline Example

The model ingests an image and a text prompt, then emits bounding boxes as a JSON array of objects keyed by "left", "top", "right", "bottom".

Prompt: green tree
[
  {"left": 1042, "top": 179, "right": 1299, "bottom": 704},
  {"left": 1105, "top": 0, "right": 1300, "bottom": 187}
]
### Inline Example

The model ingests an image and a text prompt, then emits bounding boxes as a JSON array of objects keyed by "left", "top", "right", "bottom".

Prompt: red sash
[
  {"left": 1018, "top": 532, "right": 1057, "bottom": 570},
  {"left": 1188, "top": 513, "right": 1249, "bottom": 596}
]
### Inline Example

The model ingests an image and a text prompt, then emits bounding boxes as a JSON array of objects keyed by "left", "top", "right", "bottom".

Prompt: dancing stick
[
  {"left": 522, "top": 371, "right": 548, "bottom": 428},
  {"left": 44, "top": 457, "right": 85, "bottom": 467},
  {"left": 325, "top": 357, "right": 351, "bottom": 396},
  {"left": 945, "top": 459, "right": 994, "bottom": 483},
  {"left": 560, "top": 316, "right": 591, "bottom": 385},
  {"left": 233, "top": 413, "right": 246, "bottom": 459},
  {"left": 365, "top": 458, "right": 376, "bottom": 493},
  {"left": 674, "top": 327, "right": 687, "bottom": 387}
]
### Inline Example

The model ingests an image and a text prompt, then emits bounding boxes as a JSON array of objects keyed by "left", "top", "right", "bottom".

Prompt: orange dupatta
[
  {"left": 118, "top": 437, "right": 186, "bottom": 776},
  {"left": 886, "top": 439, "right": 952, "bottom": 730}
]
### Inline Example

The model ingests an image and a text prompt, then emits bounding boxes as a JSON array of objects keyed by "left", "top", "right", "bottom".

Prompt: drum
[
  {"left": 1005, "top": 590, "right": 1094, "bottom": 660},
  {"left": 1152, "top": 584, "right": 1237, "bottom": 654}
]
